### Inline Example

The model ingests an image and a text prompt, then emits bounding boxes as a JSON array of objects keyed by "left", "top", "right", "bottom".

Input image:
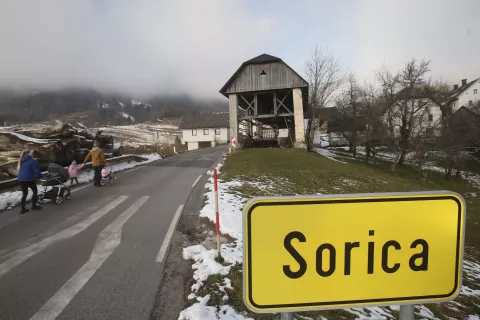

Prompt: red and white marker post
[
  {"left": 213, "top": 169, "right": 222, "bottom": 261},
  {"left": 231, "top": 136, "right": 236, "bottom": 150}
]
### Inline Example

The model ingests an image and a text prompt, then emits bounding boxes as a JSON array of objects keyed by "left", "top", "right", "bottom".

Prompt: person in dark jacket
[{"left": 17, "top": 151, "right": 43, "bottom": 214}]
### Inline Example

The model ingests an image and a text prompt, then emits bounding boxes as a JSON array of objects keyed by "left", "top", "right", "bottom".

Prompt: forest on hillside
[{"left": 0, "top": 88, "right": 227, "bottom": 125}]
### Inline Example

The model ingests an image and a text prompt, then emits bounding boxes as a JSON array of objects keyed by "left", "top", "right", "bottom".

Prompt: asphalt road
[{"left": 0, "top": 146, "right": 225, "bottom": 320}]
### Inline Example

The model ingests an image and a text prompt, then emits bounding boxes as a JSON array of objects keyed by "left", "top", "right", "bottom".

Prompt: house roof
[
  {"left": 243, "top": 53, "right": 282, "bottom": 65},
  {"left": 446, "top": 78, "right": 479, "bottom": 103},
  {"left": 179, "top": 113, "right": 229, "bottom": 129},
  {"left": 219, "top": 53, "right": 308, "bottom": 97}
]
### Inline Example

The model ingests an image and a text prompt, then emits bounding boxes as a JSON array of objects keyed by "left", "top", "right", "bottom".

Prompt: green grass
[{"left": 213, "top": 148, "right": 480, "bottom": 320}]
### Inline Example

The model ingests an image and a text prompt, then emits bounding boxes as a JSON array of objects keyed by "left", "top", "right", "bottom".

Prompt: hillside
[{"left": 0, "top": 88, "right": 227, "bottom": 126}]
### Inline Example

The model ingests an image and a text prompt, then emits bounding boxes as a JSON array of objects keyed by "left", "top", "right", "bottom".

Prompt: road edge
[{"left": 148, "top": 153, "right": 225, "bottom": 320}]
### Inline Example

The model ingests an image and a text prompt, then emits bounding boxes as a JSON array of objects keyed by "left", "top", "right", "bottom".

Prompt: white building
[
  {"left": 445, "top": 78, "right": 480, "bottom": 113},
  {"left": 389, "top": 88, "right": 444, "bottom": 137},
  {"left": 180, "top": 113, "right": 230, "bottom": 151}
]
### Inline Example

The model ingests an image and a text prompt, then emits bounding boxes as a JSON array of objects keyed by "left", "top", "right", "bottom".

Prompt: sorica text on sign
[{"left": 283, "top": 229, "right": 429, "bottom": 279}]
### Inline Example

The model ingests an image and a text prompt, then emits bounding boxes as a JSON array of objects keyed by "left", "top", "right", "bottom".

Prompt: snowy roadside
[
  {"left": 315, "top": 147, "right": 480, "bottom": 189},
  {"left": 0, "top": 153, "right": 162, "bottom": 210},
  {"left": 178, "top": 162, "right": 480, "bottom": 320}
]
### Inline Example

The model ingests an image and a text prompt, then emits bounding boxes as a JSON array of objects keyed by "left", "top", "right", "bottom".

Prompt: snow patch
[
  {"left": 314, "top": 148, "right": 346, "bottom": 163},
  {"left": 131, "top": 99, "right": 151, "bottom": 108},
  {"left": 120, "top": 112, "right": 135, "bottom": 122},
  {"left": 178, "top": 295, "right": 253, "bottom": 320},
  {"left": 6, "top": 132, "right": 53, "bottom": 144}
]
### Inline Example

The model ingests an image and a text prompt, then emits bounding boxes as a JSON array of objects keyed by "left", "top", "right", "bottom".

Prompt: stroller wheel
[
  {"left": 55, "top": 196, "right": 63, "bottom": 205},
  {"left": 37, "top": 194, "right": 45, "bottom": 204},
  {"left": 65, "top": 191, "right": 71, "bottom": 200}
]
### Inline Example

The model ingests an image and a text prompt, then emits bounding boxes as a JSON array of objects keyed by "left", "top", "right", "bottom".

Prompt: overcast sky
[{"left": 1, "top": 0, "right": 479, "bottom": 98}]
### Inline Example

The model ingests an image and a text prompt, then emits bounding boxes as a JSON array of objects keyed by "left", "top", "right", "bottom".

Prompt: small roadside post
[
  {"left": 231, "top": 136, "right": 236, "bottom": 152},
  {"left": 242, "top": 191, "right": 466, "bottom": 319},
  {"left": 213, "top": 169, "right": 222, "bottom": 262},
  {"left": 280, "top": 313, "right": 293, "bottom": 320},
  {"left": 399, "top": 304, "right": 415, "bottom": 320}
]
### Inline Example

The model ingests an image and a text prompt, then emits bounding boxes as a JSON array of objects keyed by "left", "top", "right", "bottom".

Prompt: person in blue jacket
[{"left": 16, "top": 150, "right": 43, "bottom": 214}]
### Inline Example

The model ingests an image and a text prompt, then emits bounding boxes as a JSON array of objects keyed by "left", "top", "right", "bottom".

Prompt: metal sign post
[
  {"left": 399, "top": 305, "right": 415, "bottom": 320},
  {"left": 280, "top": 312, "right": 293, "bottom": 320}
]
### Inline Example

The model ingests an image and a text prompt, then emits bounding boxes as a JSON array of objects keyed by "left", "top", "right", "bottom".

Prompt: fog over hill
[{"left": 0, "top": 88, "right": 227, "bottom": 125}]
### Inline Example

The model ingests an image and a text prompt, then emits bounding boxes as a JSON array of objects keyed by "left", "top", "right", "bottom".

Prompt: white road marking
[
  {"left": 125, "top": 166, "right": 143, "bottom": 173},
  {"left": 70, "top": 183, "right": 92, "bottom": 193},
  {"left": 155, "top": 205, "right": 184, "bottom": 263},
  {"left": 30, "top": 196, "right": 150, "bottom": 320},
  {"left": 0, "top": 196, "right": 128, "bottom": 278},
  {"left": 192, "top": 175, "right": 202, "bottom": 188}
]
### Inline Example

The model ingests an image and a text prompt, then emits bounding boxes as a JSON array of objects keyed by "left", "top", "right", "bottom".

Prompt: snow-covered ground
[
  {"left": 120, "top": 112, "right": 135, "bottom": 122},
  {"left": 178, "top": 162, "right": 480, "bottom": 320},
  {"left": 0, "top": 154, "right": 162, "bottom": 210},
  {"left": 97, "top": 122, "right": 181, "bottom": 148},
  {"left": 315, "top": 147, "right": 480, "bottom": 189}
]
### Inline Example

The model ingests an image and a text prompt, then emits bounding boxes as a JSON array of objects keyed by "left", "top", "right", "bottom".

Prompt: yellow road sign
[{"left": 243, "top": 191, "right": 466, "bottom": 312}]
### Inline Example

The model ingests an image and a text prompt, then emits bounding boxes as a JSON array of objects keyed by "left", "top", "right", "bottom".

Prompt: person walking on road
[
  {"left": 68, "top": 160, "right": 80, "bottom": 186},
  {"left": 82, "top": 141, "right": 106, "bottom": 187},
  {"left": 17, "top": 150, "right": 43, "bottom": 214}
]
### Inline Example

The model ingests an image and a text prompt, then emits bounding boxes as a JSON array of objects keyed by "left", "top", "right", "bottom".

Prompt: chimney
[
  {"left": 462, "top": 79, "right": 467, "bottom": 86},
  {"left": 453, "top": 84, "right": 459, "bottom": 90}
]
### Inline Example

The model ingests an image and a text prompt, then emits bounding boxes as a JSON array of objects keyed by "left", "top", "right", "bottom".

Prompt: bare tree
[
  {"left": 336, "top": 73, "right": 362, "bottom": 157},
  {"left": 379, "top": 59, "right": 435, "bottom": 173},
  {"left": 442, "top": 107, "right": 480, "bottom": 179},
  {"left": 375, "top": 65, "right": 401, "bottom": 151},
  {"left": 304, "top": 46, "right": 343, "bottom": 151},
  {"left": 358, "top": 80, "right": 385, "bottom": 163}
]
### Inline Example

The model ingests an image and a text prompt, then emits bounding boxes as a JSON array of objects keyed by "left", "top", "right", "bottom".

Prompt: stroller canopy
[{"left": 48, "top": 163, "right": 69, "bottom": 183}]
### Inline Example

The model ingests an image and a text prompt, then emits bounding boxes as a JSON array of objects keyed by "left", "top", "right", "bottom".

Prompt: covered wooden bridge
[{"left": 219, "top": 54, "right": 309, "bottom": 148}]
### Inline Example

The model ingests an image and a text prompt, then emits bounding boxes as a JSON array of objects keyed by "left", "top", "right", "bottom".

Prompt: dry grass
[{"left": 208, "top": 148, "right": 480, "bottom": 319}]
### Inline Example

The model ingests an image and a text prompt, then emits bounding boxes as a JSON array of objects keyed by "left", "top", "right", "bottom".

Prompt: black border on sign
[{"left": 246, "top": 196, "right": 462, "bottom": 310}]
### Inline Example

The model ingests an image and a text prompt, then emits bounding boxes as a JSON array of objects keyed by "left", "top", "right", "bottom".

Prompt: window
[
  {"left": 426, "top": 127, "right": 433, "bottom": 136},
  {"left": 469, "top": 100, "right": 473, "bottom": 106},
  {"left": 203, "top": 129, "right": 209, "bottom": 135},
  {"left": 428, "top": 114, "right": 433, "bottom": 121},
  {"left": 215, "top": 128, "right": 221, "bottom": 135},
  {"left": 475, "top": 89, "right": 478, "bottom": 94},
  {"left": 192, "top": 129, "right": 197, "bottom": 136}
]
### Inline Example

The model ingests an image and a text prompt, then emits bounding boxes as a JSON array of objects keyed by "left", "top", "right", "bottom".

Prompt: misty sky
[{"left": 1, "top": 0, "right": 479, "bottom": 98}]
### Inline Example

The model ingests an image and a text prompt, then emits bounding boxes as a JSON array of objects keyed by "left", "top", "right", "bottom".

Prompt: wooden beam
[
  {"left": 276, "top": 91, "right": 293, "bottom": 114},
  {"left": 239, "top": 113, "right": 293, "bottom": 120},
  {"left": 239, "top": 94, "right": 255, "bottom": 115},
  {"left": 254, "top": 94, "right": 258, "bottom": 116},
  {"left": 273, "top": 92, "right": 278, "bottom": 115}
]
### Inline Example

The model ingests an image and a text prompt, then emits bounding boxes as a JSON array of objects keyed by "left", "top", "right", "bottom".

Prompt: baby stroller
[
  {"left": 38, "top": 163, "right": 72, "bottom": 205},
  {"left": 101, "top": 166, "right": 116, "bottom": 186}
]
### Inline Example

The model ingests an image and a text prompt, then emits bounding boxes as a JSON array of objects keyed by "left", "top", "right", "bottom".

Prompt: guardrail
[{"left": 0, "top": 154, "right": 148, "bottom": 192}]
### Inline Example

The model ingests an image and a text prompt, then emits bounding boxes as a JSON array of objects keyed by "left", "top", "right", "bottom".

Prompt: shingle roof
[
  {"left": 446, "top": 78, "right": 479, "bottom": 102},
  {"left": 179, "top": 113, "right": 229, "bottom": 129},
  {"left": 219, "top": 53, "right": 308, "bottom": 96},
  {"left": 243, "top": 54, "right": 282, "bottom": 65}
]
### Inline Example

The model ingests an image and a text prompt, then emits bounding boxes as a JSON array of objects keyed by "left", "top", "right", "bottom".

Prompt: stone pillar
[
  {"left": 229, "top": 94, "right": 240, "bottom": 148},
  {"left": 292, "top": 88, "right": 306, "bottom": 149}
]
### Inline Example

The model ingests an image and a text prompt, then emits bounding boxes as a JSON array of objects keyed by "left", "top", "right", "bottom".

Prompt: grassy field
[{"left": 195, "top": 148, "right": 480, "bottom": 320}]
